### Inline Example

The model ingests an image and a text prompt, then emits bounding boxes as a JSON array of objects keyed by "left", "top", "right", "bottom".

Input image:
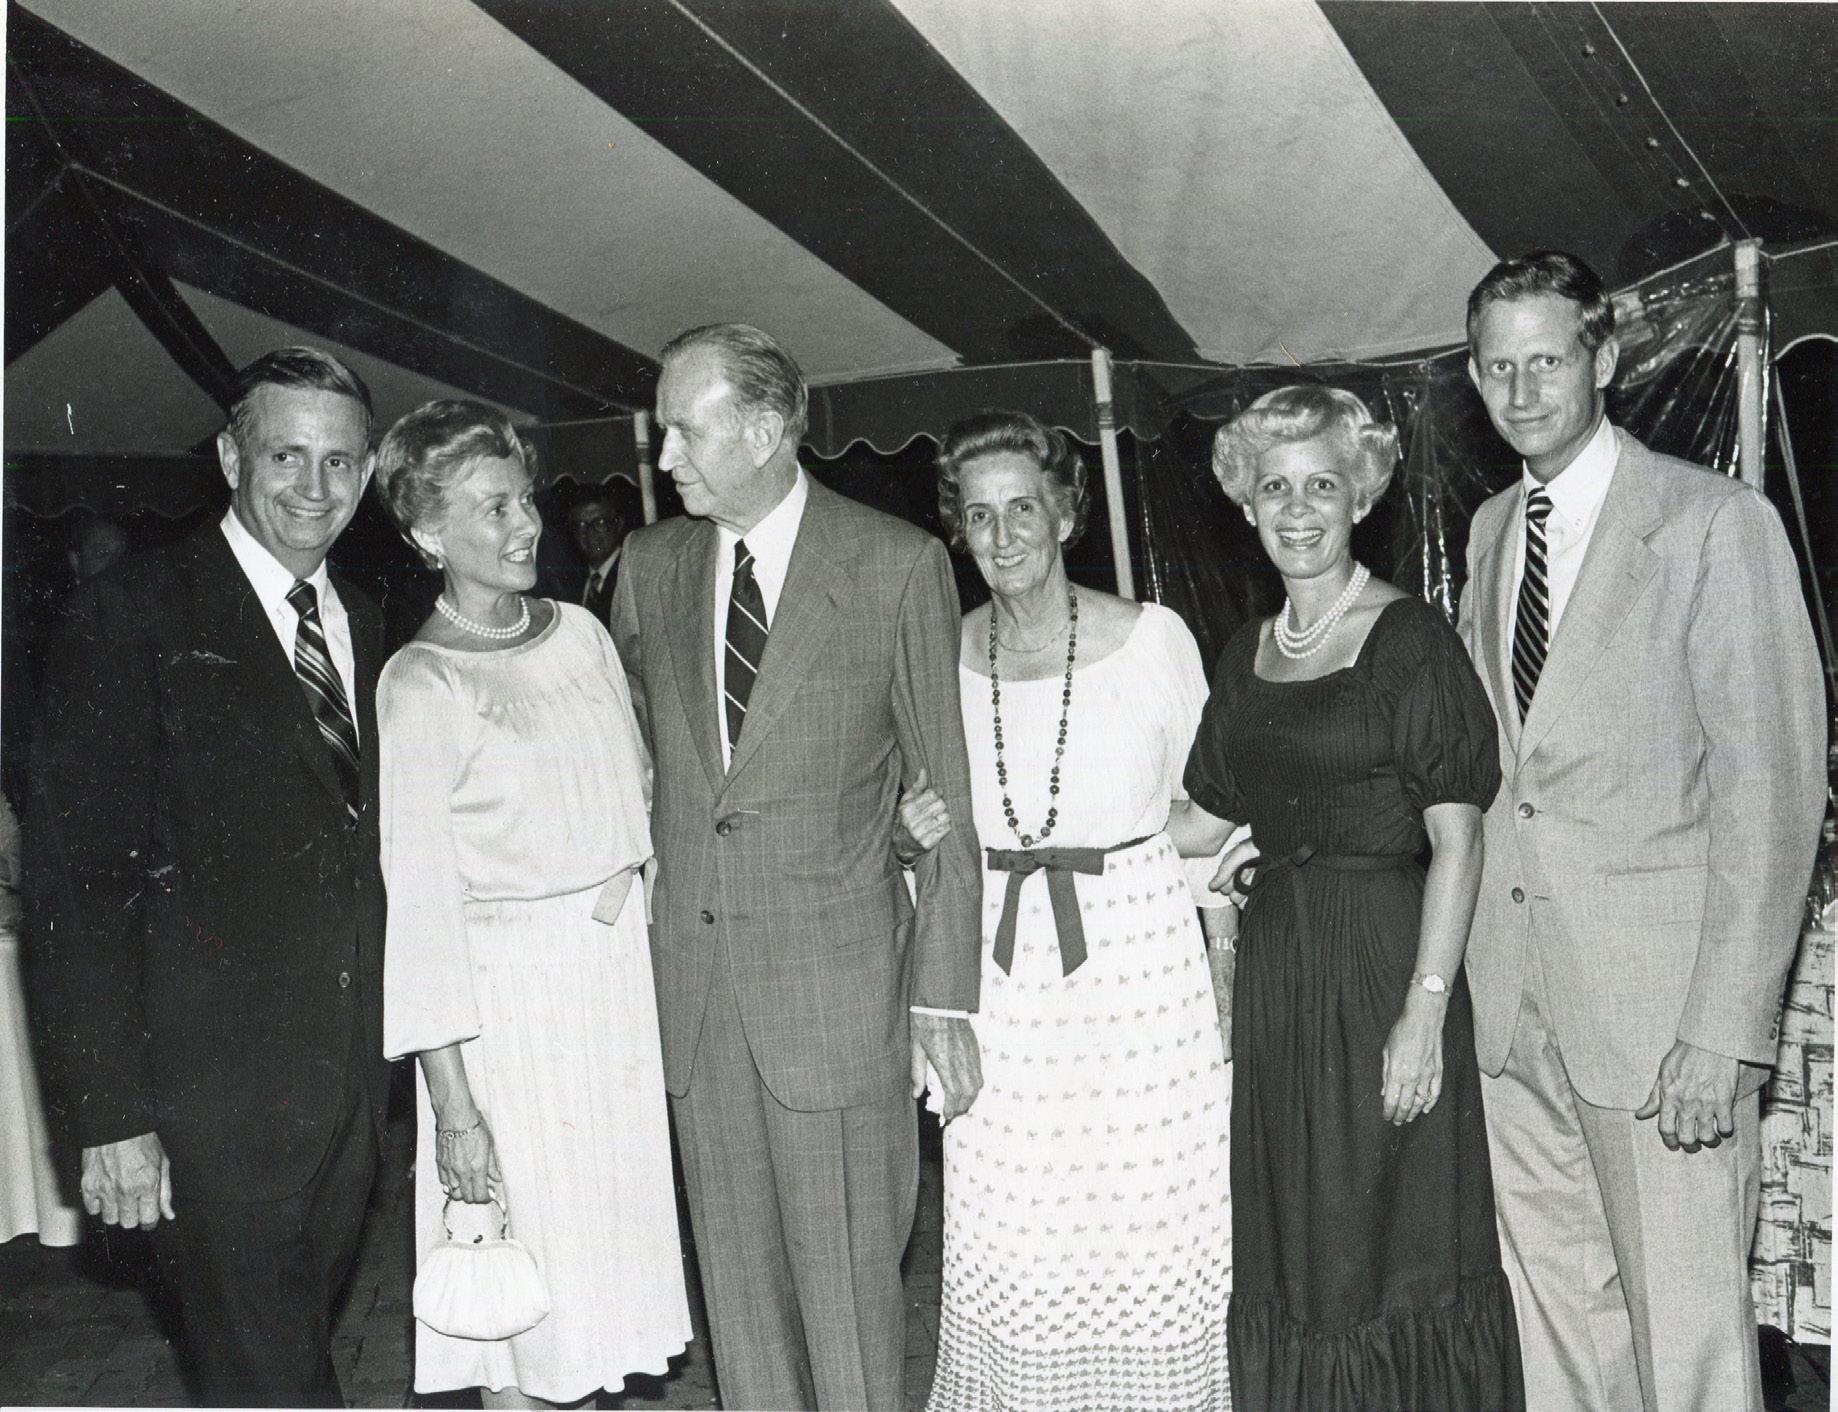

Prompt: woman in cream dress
[{"left": 373, "top": 401, "right": 688, "bottom": 1408}]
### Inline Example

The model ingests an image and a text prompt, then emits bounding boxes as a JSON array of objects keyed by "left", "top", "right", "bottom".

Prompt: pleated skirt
[{"left": 412, "top": 884, "right": 691, "bottom": 1401}]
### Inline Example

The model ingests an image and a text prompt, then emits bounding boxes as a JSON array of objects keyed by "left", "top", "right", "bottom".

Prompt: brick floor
[{"left": 0, "top": 1089, "right": 945, "bottom": 1409}]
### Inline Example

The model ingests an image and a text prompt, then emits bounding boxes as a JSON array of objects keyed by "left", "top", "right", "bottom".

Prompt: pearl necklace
[
  {"left": 990, "top": 588, "right": 1078, "bottom": 847},
  {"left": 435, "top": 593, "right": 531, "bottom": 641},
  {"left": 1273, "top": 563, "right": 1369, "bottom": 660}
]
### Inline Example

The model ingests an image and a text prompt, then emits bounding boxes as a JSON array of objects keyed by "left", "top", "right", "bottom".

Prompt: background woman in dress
[
  {"left": 372, "top": 402, "right": 689, "bottom": 1408},
  {"left": 1167, "top": 385, "right": 1522, "bottom": 1411},
  {"left": 905, "top": 409, "right": 1234, "bottom": 1412}
]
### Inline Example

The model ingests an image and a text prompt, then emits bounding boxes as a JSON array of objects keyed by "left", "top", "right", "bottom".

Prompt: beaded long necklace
[
  {"left": 435, "top": 592, "right": 531, "bottom": 641},
  {"left": 990, "top": 587, "right": 1078, "bottom": 847},
  {"left": 1273, "top": 563, "right": 1369, "bottom": 660}
]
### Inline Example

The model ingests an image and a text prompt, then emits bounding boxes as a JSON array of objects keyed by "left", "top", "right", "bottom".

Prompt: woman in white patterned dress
[
  {"left": 907, "top": 411, "right": 1235, "bottom": 1412},
  {"left": 372, "top": 401, "right": 689, "bottom": 1408}
]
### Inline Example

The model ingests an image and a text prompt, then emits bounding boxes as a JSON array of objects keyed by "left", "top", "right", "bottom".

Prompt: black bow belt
[
  {"left": 1236, "top": 843, "right": 1418, "bottom": 942},
  {"left": 986, "top": 835, "right": 1154, "bottom": 977}
]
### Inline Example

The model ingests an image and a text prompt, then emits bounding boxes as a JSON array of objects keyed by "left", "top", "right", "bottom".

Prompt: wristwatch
[{"left": 1412, "top": 972, "right": 1449, "bottom": 995}]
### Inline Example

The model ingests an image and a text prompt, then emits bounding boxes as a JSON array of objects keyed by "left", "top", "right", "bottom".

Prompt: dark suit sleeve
[
  {"left": 23, "top": 579, "right": 161, "bottom": 1147},
  {"left": 889, "top": 538, "right": 982, "bottom": 1012},
  {"left": 1678, "top": 488, "right": 1827, "bottom": 1063}
]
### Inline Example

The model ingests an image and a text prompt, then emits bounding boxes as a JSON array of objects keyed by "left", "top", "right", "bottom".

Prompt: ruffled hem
[
  {"left": 928, "top": 1296, "right": 1231, "bottom": 1412},
  {"left": 1228, "top": 1269, "right": 1524, "bottom": 1412}
]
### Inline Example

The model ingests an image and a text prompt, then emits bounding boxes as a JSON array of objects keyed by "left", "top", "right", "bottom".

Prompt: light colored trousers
[{"left": 1481, "top": 945, "right": 1763, "bottom": 1412}]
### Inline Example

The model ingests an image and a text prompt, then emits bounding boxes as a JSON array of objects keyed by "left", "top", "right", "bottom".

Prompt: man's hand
[
  {"left": 894, "top": 769, "right": 953, "bottom": 866},
  {"left": 1208, "top": 835, "right": 1261, "bottom": 905},
  {"left": 81, "top": 1132, "right": 174, "bottom": 1230},
  {"left": 911, "top": 1012, "right": 982, "bottom": 1121},
  {"left": 1635, "top": 1040, "right": 1739, "bottom": 1152}
]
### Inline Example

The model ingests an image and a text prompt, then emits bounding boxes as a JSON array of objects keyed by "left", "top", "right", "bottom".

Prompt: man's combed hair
[
  {"left": 660, "top": 323, "right": 809, "bottom": 444},
  {"left": 226, "top": 347, "right": 373, "bottom": 445},
  {"left": 1466, "top": 250, "right": 1616, "bottom": 355}
]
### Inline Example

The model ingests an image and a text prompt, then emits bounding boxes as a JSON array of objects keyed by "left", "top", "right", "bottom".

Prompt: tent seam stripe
[
  {"left": 67, "top": 165, "right": 626, "bottom": 410},
  {"left": 662, "top": 0, "right": 1095, "bottom": 351}
]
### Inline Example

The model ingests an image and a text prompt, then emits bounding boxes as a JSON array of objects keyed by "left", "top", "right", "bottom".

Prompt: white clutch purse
[{"left": 414, "top": 1190, "right": 550, "bottom": 1341}]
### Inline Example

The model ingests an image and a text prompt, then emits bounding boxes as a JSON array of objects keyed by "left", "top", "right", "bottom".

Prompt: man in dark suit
[
  {"left": 26, "top": 348, "right": 390, "bottom": 1407},
  {"left": 612, "top": 324, "right": 983, "bottom": 1410},
  {"left": 567, "top": 484, "right": 634, "bottom": 629}
]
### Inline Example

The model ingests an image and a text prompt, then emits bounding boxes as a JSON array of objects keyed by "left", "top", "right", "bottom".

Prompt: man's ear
[
  {"left": 217, "top": 429, "right": 242, "bottom": 490},
  {"left": 1466, "top": 356, "right": 1482, "bottom": 393},
  {"left": 1593, "top": 335, "right": 1620, "bottom": 391},
  {"left": 747, "top": 409, "right": 786, "bottom": 469}
]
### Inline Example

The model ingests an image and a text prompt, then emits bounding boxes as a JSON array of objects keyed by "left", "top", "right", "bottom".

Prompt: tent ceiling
[{"left": 7, "top": 0, "right": 1835, "bottom": 473}]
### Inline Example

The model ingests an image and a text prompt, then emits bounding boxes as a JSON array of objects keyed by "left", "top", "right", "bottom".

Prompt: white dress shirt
[
  {"left": 1508, "top": 415, "right": 1620, "bottom": 648},
  {"left": 584, "top": 546, "right": 621, "bottom": 602},
  {"left": 713, "top": 469, "right": 809, "bottom": 767},
  {"left": 220, "top": 509, "right": 360, "bottom": 744}
]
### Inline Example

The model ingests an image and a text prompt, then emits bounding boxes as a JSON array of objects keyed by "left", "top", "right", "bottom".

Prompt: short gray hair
[
  {"left": 660, "top": 323, "right": 809, "bottom": 443},
  {"left": 1212, "top": 384, "right": 1398, "bottom": 509}
]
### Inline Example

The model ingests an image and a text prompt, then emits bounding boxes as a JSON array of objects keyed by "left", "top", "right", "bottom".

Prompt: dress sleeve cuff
[{"left": 911, "top": 1006, "right": 972, "bottom": 1019}]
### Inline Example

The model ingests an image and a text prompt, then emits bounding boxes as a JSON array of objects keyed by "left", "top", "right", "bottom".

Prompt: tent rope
[{"left": 1589, "top": 4, "right": 1751, "bottom": 239}]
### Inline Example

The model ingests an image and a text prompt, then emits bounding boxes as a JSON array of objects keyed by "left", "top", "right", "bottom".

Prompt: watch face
[{"left": 1418, "top": 974, "right": 1448, "bottom": 994}]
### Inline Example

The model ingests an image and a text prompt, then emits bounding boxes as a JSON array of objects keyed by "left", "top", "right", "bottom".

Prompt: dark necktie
[
  {"left": 724, "top": 540, "right": 769, "bottom": 750},
  {"left": 1512, "top": 487, "right": 1554, "bottom": 721},
  {"left": 286, "top": 580, "right": 361, "bottom": 821}
]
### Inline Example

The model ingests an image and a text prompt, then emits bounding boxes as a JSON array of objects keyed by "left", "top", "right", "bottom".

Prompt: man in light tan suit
[
  {"left": 611, "top": 324, "right": 983, "bottom": 1410},
  {"left": 1457, "top": 251, "right": 1825, "bottom": 1412}
]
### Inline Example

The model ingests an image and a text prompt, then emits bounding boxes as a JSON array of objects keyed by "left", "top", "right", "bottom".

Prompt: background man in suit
[
  {"left": 26, "top": 348, "right": 390, "bottom": 1407},
  {"left": 612, "top": 323, "right": 982, "bottom": 1411},
  {"left": 567, "top": 482, "right": 635, "bottom": 628},
  {"left": 1456, "top": 252, "right": 1826, "bottom": 1412}
]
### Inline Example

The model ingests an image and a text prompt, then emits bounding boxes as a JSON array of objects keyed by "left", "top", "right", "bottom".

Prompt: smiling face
[
  {"left": 1469, "top": 292, "right": 1618, "bottom": 482},
  {"left": 413, "top": 455, "right": 541, "bottom": 597},
  {"left": 1246, "top": 435, "right": 1366, "bottom": 585},
  {"left": 567, "top": 497, "right": 624, "bottom": 566},
  {"left": 655, "top": 346, "right": 789, "bottom": 534},
  {"left": 959, "top": 450, "right": 1072, "bottom": 601},
  {"left": 218, "top": 384, "right": 371, "bottom": 578}
]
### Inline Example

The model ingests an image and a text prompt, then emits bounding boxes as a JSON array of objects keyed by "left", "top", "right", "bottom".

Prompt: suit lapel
[
  {"left": 723, "top": 487, "right": 849, "bottom": 787},
  {"left": 666, "top": 523, "right": 726, "bottom": 793},
  {"left": 1472, "top": 500, "right": 1522, "bottom": 757},
  {"left": 1518, "top": 445, "right": 1661, "bottom": 761},
  {"left": 190, "top": 533, "right": 349, "bottom": 811}
]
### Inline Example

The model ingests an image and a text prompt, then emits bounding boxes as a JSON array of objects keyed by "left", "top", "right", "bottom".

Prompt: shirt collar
[
  {"left": 717, "top": 468, "right": 808, "bottom": 572},
  {"left": 590, "top": 546, "right": 621, "bottom": 579},
  {"left": 220, "top": 507, "right": 330, "bottom": 611},
  {"left": 1522, "top": 416, "right": 1618, "bottom": 532}
]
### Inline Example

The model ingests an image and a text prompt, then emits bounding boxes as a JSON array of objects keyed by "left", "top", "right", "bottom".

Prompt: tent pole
[
  {"left": 1090, "top": 348, "right": 1136, "bottom": 601},
  {"left": 634, "top": 410, "right": 659, "bottom": 524},
  {"left": 1734, "top": 239, "right": 1766, "bottom": 490}
]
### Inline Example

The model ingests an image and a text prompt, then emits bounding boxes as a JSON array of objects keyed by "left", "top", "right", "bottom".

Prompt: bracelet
[{"left": 435, "top": 1116, "right": 484, "bottom": 1146}]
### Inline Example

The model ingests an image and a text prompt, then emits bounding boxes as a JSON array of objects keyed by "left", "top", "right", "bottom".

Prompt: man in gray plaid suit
[{"left": 612, "top": 323, "right": 983, "bottom": 1411}]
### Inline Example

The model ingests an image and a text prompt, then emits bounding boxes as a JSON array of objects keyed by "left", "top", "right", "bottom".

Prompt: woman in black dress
[{"left": 1167, "top": 385, "right": 1523, "bottom": 1411}]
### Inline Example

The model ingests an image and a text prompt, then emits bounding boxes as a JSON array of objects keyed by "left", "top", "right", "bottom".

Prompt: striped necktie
[
  {"left": 1512, "top": 487, "right": 1554, "bottom": 721},
  {"left": 724, "top": 540, "right": 769, "bottom": 751},
  {"left": 286, "top": 580, "right": 361, "bottom": 821}
]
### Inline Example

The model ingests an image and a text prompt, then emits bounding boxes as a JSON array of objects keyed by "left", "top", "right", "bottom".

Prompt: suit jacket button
[
  {"left": 1518, "top": 802, "right": 1534, "bottom": 819},
  {"left": 715, "top": 820, "right": 732, "bottom": 836},
  {"left": 338, "top": 971, "right": 351, "bottom": 989},
  {"left": 1511, "top": 887, "right": 1526, "bottom": 904},
  {"left": 701, "top": 909, "right": 716, "bottom": 925}
]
